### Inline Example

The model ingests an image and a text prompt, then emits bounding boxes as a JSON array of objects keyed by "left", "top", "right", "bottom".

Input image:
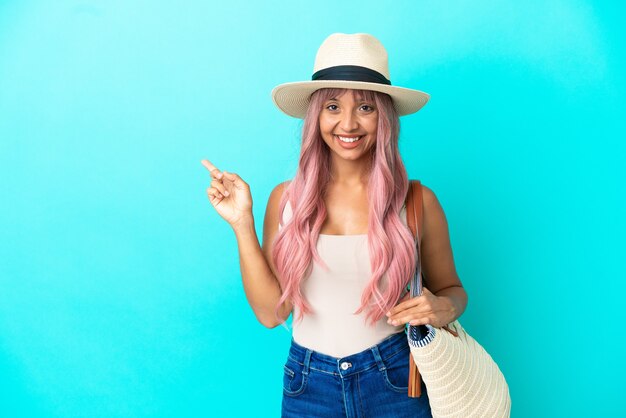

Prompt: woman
[{"left": 202, "top": 33, "right": 467, "bottom": 417}]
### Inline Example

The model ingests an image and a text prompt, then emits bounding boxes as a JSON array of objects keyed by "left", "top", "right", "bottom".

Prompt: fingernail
[
  {"left": 385, "top": 311, "right": 391, "bottom": 316},
  {"left": 224, "top": 190, "right": 230, "bottom": 196}
]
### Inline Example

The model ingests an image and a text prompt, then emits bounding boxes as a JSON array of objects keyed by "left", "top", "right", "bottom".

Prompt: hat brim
[{"left": 271, "top": 80, "right": 430, "bottom": 119}]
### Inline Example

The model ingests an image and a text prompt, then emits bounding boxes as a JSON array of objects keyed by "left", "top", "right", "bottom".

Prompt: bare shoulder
[
  {"left": 265, "top": 181, "right": 290, "bottom": 224},
  {"left": 419, "top": 183, "right": 449, "bottom": 239},
  {"left": 420, "top": 183, "right": 439, "bottom": 210},
  {"left": 262, "top": 180, "right": 290, "bottom": 254}
]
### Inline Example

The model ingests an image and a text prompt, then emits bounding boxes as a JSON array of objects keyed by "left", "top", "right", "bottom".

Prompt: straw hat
[{"left": 271, "top": 33, "right": 430, "bottom": 118}]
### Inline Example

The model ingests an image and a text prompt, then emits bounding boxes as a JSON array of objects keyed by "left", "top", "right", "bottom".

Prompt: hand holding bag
[{"left": 405, "top": 180, "right": 511, "bottom": 418}]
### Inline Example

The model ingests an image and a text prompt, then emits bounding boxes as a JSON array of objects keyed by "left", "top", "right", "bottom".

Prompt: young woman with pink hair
[{"left": 202, "top": 33, "right": 467, "bottom": 417}]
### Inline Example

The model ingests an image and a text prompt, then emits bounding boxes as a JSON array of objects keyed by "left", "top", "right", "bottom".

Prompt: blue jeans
[{"left": 281, "top": 331, "right": 432, "bottom": 417}]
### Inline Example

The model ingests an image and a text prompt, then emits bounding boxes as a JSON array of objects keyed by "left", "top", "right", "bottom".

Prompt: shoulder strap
[
  {"left": 406, "top": 180, "right": 426, "bottom": 294},
  {"left": 406, "top": 180, "right": 423, "bottom": 243},
  {"left": 405, "top": 179, "right": 426, "bottom": 398}
]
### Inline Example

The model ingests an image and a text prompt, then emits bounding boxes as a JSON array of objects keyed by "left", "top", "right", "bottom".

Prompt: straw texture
[
  {"left": 408, "top": 320, "right": 511, "bottom": 418},
  {"left": 271, "top": 33, "right": 430, "bottom": 118}
]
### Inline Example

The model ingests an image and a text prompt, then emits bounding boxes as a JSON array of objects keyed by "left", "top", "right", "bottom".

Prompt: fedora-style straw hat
[{"left": 271, "top": 33, "right": 430, "bottom": 119}]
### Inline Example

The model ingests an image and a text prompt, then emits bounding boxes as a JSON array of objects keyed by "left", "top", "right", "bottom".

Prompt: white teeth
[{"left": 337, "top": 136, "right": 362, "bottom": 143}]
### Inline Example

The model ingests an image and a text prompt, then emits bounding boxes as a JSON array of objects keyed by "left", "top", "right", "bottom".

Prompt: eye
[
  {"left": 325, "top": 104, "right": 339, "bottom": 111},
  {"left": 359, "top": 104, "right": 375, "bottom": 112}
]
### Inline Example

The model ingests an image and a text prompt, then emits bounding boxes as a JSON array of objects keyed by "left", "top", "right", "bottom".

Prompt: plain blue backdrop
[{"left": 1, "top": 1, "right": 624, "bottom": 417}]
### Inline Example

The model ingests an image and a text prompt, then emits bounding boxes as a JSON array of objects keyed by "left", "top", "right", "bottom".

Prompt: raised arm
[{"left": 202, "top": 159, "right": 292, "bottom": 328}]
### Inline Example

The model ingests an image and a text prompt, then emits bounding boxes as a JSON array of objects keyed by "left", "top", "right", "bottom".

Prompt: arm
[
  {"left": 202, "top": 160, "right": 292, "bottom": 328},
  {"left": 233, "top": 181, "right": 293, "bottom": 328},
  {"left": 386, "top": 184, "right": 468, "bottom": 327},
  {"left": 420, "top": 185, "right": 468, "bottom": 322}
]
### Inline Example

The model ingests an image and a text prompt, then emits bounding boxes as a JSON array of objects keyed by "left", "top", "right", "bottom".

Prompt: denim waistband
[{"left": 287, "top": 331, "right": 409, "bottom": 378}]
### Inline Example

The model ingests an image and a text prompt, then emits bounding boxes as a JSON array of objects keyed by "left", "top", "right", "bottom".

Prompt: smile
[{"left": 335, "top": 135, "right": 363, "bottom": 143}]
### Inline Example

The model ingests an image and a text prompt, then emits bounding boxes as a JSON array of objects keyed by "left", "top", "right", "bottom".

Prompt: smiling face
[{"left": 318, "top": 89, "right": 379, "bottom": 164}]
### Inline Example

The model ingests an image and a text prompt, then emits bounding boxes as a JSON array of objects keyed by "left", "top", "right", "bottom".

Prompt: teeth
[{"left": 337, "top": 136, "right": 362, "bottom": 143}]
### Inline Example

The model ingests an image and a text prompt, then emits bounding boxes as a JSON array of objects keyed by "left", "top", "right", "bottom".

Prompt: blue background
[{"left": 1, "top": 1, "right": 624, "bottom": 417}]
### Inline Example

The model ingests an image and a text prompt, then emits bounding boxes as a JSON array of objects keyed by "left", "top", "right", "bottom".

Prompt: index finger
[
  {"left": 387, "top": 295, "right": 421, "bottom": 316},
  {"left": 201, "top": 159, "right": 222, "bottom": 179}
]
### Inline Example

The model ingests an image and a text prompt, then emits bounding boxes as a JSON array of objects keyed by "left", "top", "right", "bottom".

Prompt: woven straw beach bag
[
  {"left": 405, "top": 180, "right": 511, "bottom": 418},
  {"left": 408, "top": 320, "right": 511, "bottom": 417}
]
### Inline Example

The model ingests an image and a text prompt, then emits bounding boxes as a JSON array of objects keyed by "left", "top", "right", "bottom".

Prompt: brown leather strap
[
  {"left": 415, "top": 181, "right": 424, "bottom": 242},
  {"left": 408, "top": 355, "right": 421, "bottom": 398},
  {"left": 405, "top": 180, "right": 423, "bottom": 241},
  {"left": 442, "top": 324, "right": 459, "bottom": 337},
  {"left": 406, "top": 180, "right": 424, "bottom": 398}
]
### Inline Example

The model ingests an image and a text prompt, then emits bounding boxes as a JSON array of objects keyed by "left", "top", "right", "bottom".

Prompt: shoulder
[
  {"left": 409, "top": 180, "right": 439, "bottom": 210},
  {"left": 415, "top": 182, "right": 449, "bottom": 239},
  {"left": 267, "top": 180, "right": 291, "bottom": 209},
  {"left": 262, "top": 180, "right": 291, "bottom": 251},
  {"left": 272, "top": 180, "right": 291, "bottom": 195},
  {"left": 420, "top": 183, "right": 439, "bottom": 211},
  {"left": 264, "top": 180, "right": 291, "bottom": 229}
]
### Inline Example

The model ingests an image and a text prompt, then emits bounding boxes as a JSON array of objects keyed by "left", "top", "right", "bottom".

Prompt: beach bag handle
[
  {"left": 405, "top": 180, "right": 424, "bottom": 397},
  {"left": 405, "top": 180, "right": 458, "bottom": 397}
]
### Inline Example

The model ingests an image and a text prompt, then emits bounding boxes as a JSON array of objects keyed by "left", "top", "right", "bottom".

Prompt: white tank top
[{"left": 280, "top": 200, "right": 408, "bottom": 357}]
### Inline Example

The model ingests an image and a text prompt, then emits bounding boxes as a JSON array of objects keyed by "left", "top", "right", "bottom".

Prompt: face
[{"left": 319, "top": 89, "right": 378, "bottom": 163}]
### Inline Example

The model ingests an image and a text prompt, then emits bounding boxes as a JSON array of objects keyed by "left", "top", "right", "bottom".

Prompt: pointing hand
[{"left": 201, "top": 159, "right": 253, "bottom": 228}]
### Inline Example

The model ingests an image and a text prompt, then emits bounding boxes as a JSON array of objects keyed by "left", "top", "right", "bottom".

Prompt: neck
[{"left": 328, "top": 154, "right": 372, "bottom": 187}]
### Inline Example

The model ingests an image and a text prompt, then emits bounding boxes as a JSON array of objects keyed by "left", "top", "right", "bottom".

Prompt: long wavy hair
[{"left": 271, "top": 88, "right": 417, "bottom": 328}]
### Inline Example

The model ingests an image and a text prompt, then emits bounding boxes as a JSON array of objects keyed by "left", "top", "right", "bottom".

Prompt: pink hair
[{"left": 271, "top": 88, "right": 417, "bottom": 328}]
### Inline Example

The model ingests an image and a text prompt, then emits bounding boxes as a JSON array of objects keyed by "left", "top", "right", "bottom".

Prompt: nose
[{"left": 339, "top": 109, "right": 359, "bottom": 131}]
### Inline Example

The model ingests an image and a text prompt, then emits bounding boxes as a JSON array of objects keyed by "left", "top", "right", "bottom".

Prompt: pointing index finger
[{"left": 201, "top": 159, "right": 222, "bottom": 179}]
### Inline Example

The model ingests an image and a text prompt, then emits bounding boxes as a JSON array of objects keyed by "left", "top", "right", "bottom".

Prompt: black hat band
[{"left": 311, "top": 65, "right": 391, "bottom": 85}]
